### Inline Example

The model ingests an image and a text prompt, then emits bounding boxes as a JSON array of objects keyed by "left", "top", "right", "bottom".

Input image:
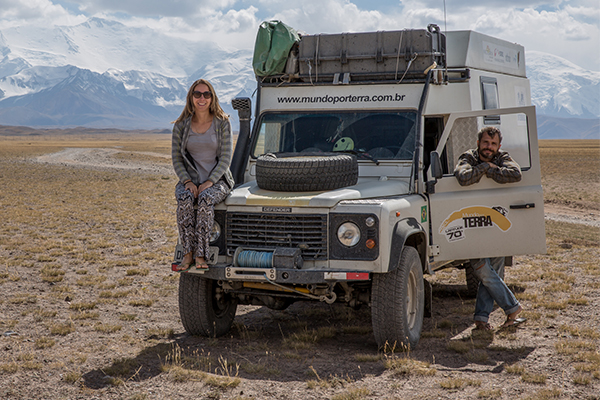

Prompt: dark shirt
[{"left": 454, "top": 149, "right": 522, "bottom": 186}]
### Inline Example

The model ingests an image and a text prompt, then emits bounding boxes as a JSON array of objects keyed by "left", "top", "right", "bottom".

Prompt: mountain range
[{"left": 0, "top": 18, "right": 598, "bottom": 139}]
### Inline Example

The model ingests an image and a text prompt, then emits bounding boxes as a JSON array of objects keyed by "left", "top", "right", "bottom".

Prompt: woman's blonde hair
[{"left": 173, "top": 79, "right": 228, "bottom": 124}]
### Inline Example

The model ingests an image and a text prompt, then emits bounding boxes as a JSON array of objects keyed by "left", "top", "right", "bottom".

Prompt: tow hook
[
  {"left": 320, "top": 292, "right": 337, "bottom": 304},
  {"left": 264, "top": 274, "right": 337, "bottom": 304}
]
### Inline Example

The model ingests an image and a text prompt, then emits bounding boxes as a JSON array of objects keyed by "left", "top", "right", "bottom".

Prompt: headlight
[
  {"left": 209, "top": 221, "right": 221, "bottom": 243},
  {"left": 337, "top": 222, "right": 361, "bottom": 247}
]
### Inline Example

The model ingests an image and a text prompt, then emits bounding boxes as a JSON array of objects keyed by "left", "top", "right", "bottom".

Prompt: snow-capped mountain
[
  {"left": 0, "top": 18, "right": 255, "bottom": 129},
  {"left": 0, "top": 18, "right": 598, "bottom": 137},
  {"left": 527, "top": 51, "right": 600, "bottom": 120}
]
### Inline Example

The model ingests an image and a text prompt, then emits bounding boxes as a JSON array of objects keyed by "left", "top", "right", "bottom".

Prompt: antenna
[{"left": 443, "top": 0, "right": 447, "bottom": 33}]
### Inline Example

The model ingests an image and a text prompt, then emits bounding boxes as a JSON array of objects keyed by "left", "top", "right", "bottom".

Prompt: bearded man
[{"left": 454, "top": 126, "right": 524, "bottom": 330}]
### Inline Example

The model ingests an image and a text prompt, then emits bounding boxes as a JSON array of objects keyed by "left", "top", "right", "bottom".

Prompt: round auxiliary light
[
  {"left": 209, "top": 221, "right": 221, "bottom": 243},
  {"left": 365, "top": 216, "right": 375, "bottom": 227},
  {"left": 337, "top": 222, "right": 361, "bottom": 247}
]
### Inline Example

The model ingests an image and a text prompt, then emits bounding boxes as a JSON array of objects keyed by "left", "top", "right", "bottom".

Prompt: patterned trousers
[{"left": 175, "top": 180, "right": 230, "bottom": 258}]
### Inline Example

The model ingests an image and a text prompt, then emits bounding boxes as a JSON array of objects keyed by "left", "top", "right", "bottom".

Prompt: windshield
[{"left": 252, "top": 111, "right": 417, "bottom": 160}]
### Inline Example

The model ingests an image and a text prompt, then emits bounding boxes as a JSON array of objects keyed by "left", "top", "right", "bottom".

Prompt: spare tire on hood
[{"left": 256, "top": 152, "right": 358, "bottom": 192}]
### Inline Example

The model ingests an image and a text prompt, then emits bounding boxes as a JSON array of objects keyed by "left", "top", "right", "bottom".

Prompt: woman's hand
[
  {"left": 197, "top": 180, "right": 214, "bottom": 193},
  {"left": 184, "top": 181, "right": 199, "bottom": 198}
]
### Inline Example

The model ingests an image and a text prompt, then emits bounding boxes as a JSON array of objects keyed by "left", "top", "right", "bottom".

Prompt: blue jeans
[{"left": 471, "top": 257, "right": 520, "bottom": 323}]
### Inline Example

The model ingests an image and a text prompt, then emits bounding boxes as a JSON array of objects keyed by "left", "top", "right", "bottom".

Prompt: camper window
[{"left": 481, "top": 76, "right": 501, "bottom": 125}]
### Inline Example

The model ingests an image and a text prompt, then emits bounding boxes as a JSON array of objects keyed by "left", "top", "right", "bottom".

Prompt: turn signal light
[{"left": 366, "top": 239, "right": 376, "bottom": 249}]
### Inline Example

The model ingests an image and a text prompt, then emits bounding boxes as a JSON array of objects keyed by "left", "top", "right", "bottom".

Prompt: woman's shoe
[{"left": 195, "top": 257, "right": 209, "bottom": 270}]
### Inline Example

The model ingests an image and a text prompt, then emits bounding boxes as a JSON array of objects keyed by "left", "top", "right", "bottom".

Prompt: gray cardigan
[{"left": 171, "top": 115, "right": 235, "bottom": 188}]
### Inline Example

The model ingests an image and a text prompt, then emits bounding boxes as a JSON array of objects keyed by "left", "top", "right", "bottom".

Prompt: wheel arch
[{"left": 388, "top": 217, "right": 427, "bottom": 273}]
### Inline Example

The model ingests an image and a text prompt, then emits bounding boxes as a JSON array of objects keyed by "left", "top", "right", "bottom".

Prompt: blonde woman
[{"left": 172, "top": 79, "right": 234, "bottom": 270}]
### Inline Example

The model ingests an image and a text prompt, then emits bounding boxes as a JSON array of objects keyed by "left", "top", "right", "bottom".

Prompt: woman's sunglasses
[{"left": 192, "top": 91, "right": 212, "bottom": 99}]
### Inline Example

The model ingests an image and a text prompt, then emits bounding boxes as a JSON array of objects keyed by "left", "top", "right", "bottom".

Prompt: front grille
[{"left": 226, "top": 213, "right": 328, "bottom": 260}]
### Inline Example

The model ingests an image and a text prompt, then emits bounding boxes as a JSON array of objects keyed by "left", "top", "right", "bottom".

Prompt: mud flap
[{"left": 424, "top": 279, "right": 432, "bottom": 318}]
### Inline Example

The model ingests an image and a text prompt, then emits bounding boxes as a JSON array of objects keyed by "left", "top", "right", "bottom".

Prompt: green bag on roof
[{"left": 253, "top": 20, "right": 300, "bottom": 77}]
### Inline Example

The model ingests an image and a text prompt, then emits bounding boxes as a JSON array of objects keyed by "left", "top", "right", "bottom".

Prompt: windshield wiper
[{"left": 338, "top": 149, "right": 380, "bottom": 165}]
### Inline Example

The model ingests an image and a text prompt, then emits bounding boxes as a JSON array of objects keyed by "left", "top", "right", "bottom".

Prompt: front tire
[
  {"left": 371, "top": 246, "right": 424, "bottom": 350},
  {"left": 178, "top": 273, "right": 237, "bottom": 337}
]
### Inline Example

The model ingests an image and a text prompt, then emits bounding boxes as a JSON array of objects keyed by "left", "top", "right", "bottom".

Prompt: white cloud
[
  {"left": 112, "top": 6, "right": 260, "bottom": 50},
  {"left": 72, "top": 0, "right": 237, "bottom": 17},
  {"left": 564, "top": 4, "right": 600, "bottom": 21},
  {"left": 270, "top": 0, "right": 387, "bottom": 34},
  {"left": 471, "top": 8, "right": 592, "bottom": 40},
  {"left": 0, "top": 0, "right": 85, "bottom": 27},
  {"left": 462, "top": 7, "right": 599, "bottom": 69},
  {"left": 0, "top": 0, "right": 597, "bottom": 71}
]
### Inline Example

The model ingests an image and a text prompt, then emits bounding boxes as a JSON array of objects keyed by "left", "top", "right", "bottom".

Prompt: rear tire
[
  {"left": 371, "top": 246, "right": 424, "bottom": 350},
  {"left": 465, "top": 262, "right": 479, "bottom": 298},
  {"left": 178, "top": 273, "right": 237, "bottom": 337}
]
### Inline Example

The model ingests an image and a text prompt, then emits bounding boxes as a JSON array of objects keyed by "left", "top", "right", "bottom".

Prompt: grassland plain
[{"left": 0, "top": 133, "right": 598, "bottom": 400}]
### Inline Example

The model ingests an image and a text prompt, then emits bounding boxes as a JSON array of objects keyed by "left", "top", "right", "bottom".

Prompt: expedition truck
[{"left": 173, "top": 23, "right": 546, "bottom": 349}]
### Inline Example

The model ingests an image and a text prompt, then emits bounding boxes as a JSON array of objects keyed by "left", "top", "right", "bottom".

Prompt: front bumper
[{"left": 175, "top": 263, "right": 370, "bottom": 284}]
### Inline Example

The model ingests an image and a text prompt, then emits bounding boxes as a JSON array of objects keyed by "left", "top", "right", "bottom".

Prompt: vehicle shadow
[
  {"left": 82, "top": 281, "right": 532, "bottom": 389},
  {"left": 418, "top": 281, "right": 533, "bottom": 371}
]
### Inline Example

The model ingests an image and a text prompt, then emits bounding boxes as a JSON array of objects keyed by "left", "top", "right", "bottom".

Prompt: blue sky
[{"left": 0, "top": 0, "right": 598, "bottom": 70}]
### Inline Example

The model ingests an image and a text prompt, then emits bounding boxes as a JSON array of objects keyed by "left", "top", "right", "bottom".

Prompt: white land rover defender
[{"left": 173, "top": 23, "right": 546, "bottom": 349}]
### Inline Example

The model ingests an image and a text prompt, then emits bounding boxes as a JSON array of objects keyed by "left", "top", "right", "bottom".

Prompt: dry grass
[
  {"left": 0, "top": 134, "right": 178, "bottom": 392},
  {"left": 544, "top": 220, "right": 600, "bottom": 248},
  {"left": 522, "top": 388, "right": 562, "bottom": 400},
  {"left": 439, "top": 376, "right": 481, "bottom": 389},
  {"left": 306, "top": 366, "right": 353, "bottom": 389},
  {"left": 383, "top": 356, "right": 437, "bottom": 376},
  {"left": 505, "top": 363, "right": 526, "bottom": 375},
  {"left": 539, "top": 140, "right": 600, "bottom": 210},
  {"left": 331, "top": 387, "right": 370, "bottom": 400},
  {"left": 160, "top": 344, "right": 241, "bottom": 388},
  {"left": 35, "top": 337, "right": 56, "bottom": 349},
  {"left": 48, "top": 322, "right": 75, "bottom": 336},
  {"left": 521, "top": 372, "right": 548, "bottom": 384},
  {"left": 477, "top": 389, "right": 502, "bottom": 399},
  {"left": 281, "top": 326, "right": 338, "bottom": 350}
]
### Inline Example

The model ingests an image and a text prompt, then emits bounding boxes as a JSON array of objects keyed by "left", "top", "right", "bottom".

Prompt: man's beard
[{"left": 478, "top": 147, "right": 496, "bottom": 162}]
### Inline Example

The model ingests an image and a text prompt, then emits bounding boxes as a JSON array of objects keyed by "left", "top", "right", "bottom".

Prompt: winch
[{"left": 233, "top": 247, "right": 303, "bottom": 269}]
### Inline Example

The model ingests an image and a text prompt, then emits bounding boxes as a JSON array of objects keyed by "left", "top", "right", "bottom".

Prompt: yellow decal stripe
[{"left": 439, "top": 206, "right": 511, "bottom": 233}]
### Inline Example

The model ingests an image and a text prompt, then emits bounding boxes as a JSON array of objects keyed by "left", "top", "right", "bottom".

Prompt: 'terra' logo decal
[{"left": 438, "top": 206, "right": 511, "bottom": 243}]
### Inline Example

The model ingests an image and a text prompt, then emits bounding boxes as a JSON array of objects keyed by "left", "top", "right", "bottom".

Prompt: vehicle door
[{"left": 427, "top": 106, "right": 546, "bottom": 262}]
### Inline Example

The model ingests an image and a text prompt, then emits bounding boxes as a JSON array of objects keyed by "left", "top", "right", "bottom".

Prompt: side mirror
[{"left": 430, "top": 151, "right": 443, "bottom": 179}]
